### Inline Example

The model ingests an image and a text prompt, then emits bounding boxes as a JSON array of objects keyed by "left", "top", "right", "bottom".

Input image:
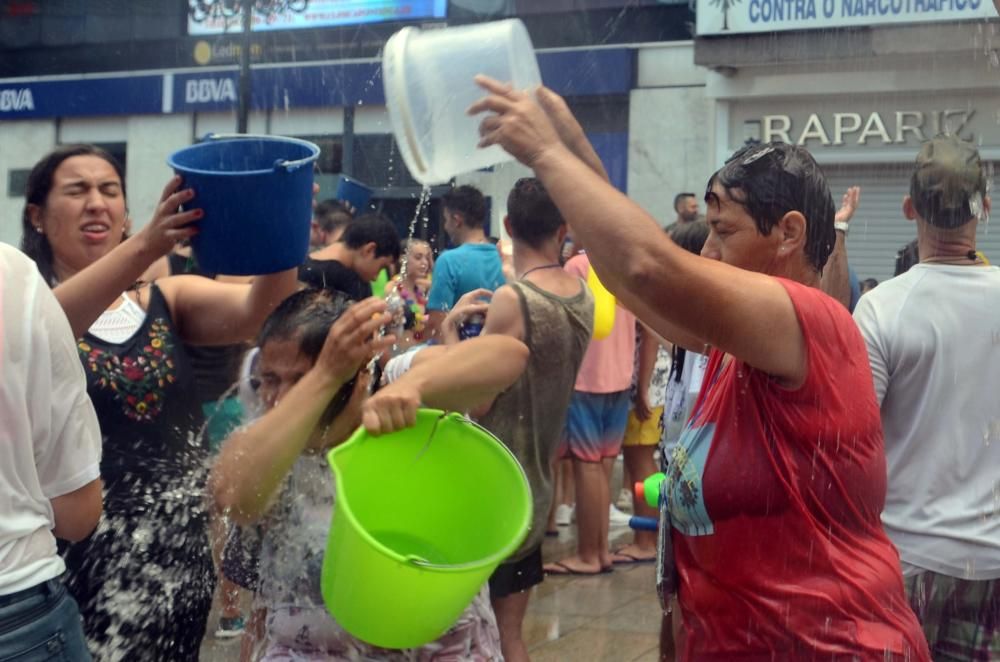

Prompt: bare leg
[
  {"left": 492, "top": 591, "right": 532, "bottom": 662},
  {"left": 614, "top": 445, "right": 658, "bottom": 559},
  {"left": 544, "top": 458, "right": 605, "bottom": 573},
  {"left": 240, "top": 607, "right": 266, "bottom": 662},
  {"left": 209, "top": 512, "right": 243, "bottom": 620}
]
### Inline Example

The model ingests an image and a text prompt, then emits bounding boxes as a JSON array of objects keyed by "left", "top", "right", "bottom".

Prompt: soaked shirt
[
  {"left": 257, "top": 455, "right": 502, "bottom": 660},
  {"left": 664, "top": 279, "right": 930, "bottom": 661}
]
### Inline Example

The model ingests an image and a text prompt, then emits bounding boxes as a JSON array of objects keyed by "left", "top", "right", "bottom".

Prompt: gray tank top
[{"left": 477, "top": 279, "right": 594, "bottom": 560}]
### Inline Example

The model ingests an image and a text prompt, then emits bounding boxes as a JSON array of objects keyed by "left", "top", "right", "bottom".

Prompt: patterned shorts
[{"left": 904, "top": 571, "right": 999, "bottom": 661}]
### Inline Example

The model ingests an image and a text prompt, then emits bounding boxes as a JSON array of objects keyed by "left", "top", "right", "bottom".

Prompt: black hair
[
  {"left": 442, "top": 185, "right": 487, "bottom": 229},
  {"left": 669, "top": 219, "right": 710, "bottom": 256},
  {"left": 673, "top": 192, "right": 696, "bottom": 212},
  {"left": 257, "top": 288, "right": 358, "bottom": 426},
  {"left": 506, "top": 178, "right": 565, "bottom": 249},
  {"left": 21, "top": 144, "right": 127, "bottom": 286},
  {"left": 314, "top": 199, "right": 354, "bottom": 234},
  {"left": 860, "top": 278, "right": 879, "bottom": 291},
  {"left": 706, "top": 142, "right": 836, "bottom": 273},
  {"left": 339, "top": 212, "right": 401, "bottom": 261},
  {"left": 894, "top": 238, "right": 920, "bottom": 276}
]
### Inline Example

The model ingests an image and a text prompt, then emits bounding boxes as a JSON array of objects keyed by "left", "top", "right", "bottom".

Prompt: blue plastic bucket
[
  {"left": 335, "top": 175, "right": 374, "bottom": 213},
  {"left": 167, "top": 134, "right": 320, "bottom": 275}
]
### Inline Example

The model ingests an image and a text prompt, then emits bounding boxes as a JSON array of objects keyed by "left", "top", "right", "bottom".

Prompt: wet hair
[
  {"left": 506, "top": 177, "right": 565, "bottom": 249},
  {"left": 669, "top": 219, "right": 710, "bottom": 256},
  {"left": 339, "top": 212, "right": 401, "bottom": 261},
  {"left": 257, "top": 288, "right": 358, "bottom": 427},
  {"left": 314, "top": 199, "right": 354, "bottom": 234},
  {"left": 673, "top": 192, "right": 696, "bottom": 212},
  {"left": 442, "top": 185, "right": 487, "bottom": 229},
  {"left": 20, "top": 144, "right": 127, "bottom": 286},
  {"left": 894, "top": 238, "right": 920, "bottom": 276},
  {"left": 706, "top": 142, "right": 836, "bottom": 273}
]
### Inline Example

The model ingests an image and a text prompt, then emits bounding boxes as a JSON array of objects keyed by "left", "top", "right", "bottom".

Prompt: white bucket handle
[{"left": 202, "top": 133, "right": 319, "bottom": 173}]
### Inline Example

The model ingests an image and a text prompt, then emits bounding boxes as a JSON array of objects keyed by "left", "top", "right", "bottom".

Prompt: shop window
[
  {"left": 293, "top": 135, "right": 343, "bottom": 176},
  {"left": 7, "top": 169, "right": 29, "bottom": 198},
  {"left": 352, "top": 134, "right": 422, "bottom": 189}
]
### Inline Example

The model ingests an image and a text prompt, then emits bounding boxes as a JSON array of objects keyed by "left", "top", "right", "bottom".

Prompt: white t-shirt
[
  {"left": 854, "top": 263, "right": 1000, "bottom": 580},
  {"left": 0, "top": 245, "right": 102, "bottom": 595}
]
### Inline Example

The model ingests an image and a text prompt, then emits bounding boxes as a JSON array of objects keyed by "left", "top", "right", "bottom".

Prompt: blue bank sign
[
  {"left": 0, "top": 49, "right": 633, "bottom": 120},
  {"left": 697, "top": 0, "right": 995, "bottom": 34}
]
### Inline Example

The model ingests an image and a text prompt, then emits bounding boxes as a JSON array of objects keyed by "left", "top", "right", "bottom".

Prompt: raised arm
[
  {"left": 470, "top": 78, "right": 806, "bottom": 385},
  {"left": 820, "top": 186, "right": 859, "bottom": 310},
  {"left": 54, "top": 176, "right": 200, "bottom": 337},
  {"left": 158, "top": 268, "right": 299, "bottom": 346},
  {"left": 210, "top": 298, "right": 393, "bottom": 524}
]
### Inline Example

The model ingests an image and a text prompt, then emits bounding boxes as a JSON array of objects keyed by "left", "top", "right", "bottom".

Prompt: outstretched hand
[
  {"left": 468, "top": 75, "right": 565, "bottom": 168},
  {"left": 835, "top": 186, "right": 861, "bottom": 226},
  {"left": 316, "top": 297, "right": 396, "bottom": 388},
  {"left": 141, "top": 176, "right": 202, "bottom": 257}
]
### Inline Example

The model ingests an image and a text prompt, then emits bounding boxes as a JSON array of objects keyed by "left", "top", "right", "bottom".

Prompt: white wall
[
  {"left": 126, "top": 114, "right": 197, "bottom": 230},
  {"left": 627, "top": 43, "right": 715, "bottom": 226},
  {"left": 0, "top": 120, "right": 56, "bottom": 246},
  {"left": 456, "top": 159, "right": 533, "bottom": 242}
]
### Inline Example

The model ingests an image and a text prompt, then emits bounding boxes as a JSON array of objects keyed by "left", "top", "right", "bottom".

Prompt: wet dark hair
[
  {"left": 314, "top": 199, "right": 354, "bottom": 234},
  {"left": 706, "top": 142, "right": 836, "bottom": 273},
  {"left": 20, "top": 144, "right": 127, "bottom": 286},
  {"left": 506, "top": 178, "right": 565, "bottom": 249},
  {"left": 442, "top": 185, "right": 487, "bottom": 229},
  {"left": 673, "top": 192, "right": 696, "bottom": 212},
  {"left": 669, "top": 219, "right": 710, "bottom": 256},
  {"left": 339, "top": 212, "right": 401, "bottom": 261},
  {"left": 894, "top": 238, "right": 920, "bottom": 276},
  {"left": 257, "top": 288, "right": 358, "bottom": 426}
]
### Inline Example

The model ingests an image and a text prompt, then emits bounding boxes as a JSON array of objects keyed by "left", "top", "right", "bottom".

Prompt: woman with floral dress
[{"left": 21, "top": 144, "right": 298, "bottom": 660}]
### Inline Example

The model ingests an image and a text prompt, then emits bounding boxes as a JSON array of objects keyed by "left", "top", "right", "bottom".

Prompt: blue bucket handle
[{"left": 202, "top": 133, "right": 319, "bottom": 173}]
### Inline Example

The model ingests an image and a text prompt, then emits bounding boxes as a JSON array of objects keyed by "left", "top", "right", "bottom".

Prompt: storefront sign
[
  {"left": 0, "top": 76, "right": 163, "bottom": 119},
  {"left": 697, "top": 0, "right": 995, "bottom": 35},
  {"left": 753, "top": 109, "right": 977, "bottom": 146},
  {"left": 1, "top": 48, "right": 633, "bottom": 119}
]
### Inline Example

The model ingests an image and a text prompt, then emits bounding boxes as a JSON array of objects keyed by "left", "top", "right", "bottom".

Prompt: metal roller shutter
[{"left": 824, "top": 163, "right": 1000, "bottom": 283}]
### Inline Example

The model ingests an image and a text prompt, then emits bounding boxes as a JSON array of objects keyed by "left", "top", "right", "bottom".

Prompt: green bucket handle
[{"left": 333, "top": 410, "right": 532, "bottom": 571}]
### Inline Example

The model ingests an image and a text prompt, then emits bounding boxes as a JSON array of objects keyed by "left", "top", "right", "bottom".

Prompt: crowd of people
[{"left": 1, "top": 76, "right": 996, "bottom": 662}]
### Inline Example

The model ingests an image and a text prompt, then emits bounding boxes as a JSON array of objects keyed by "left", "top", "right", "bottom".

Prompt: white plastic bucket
[{"left": 382, "top": 19, "right": 542, "bottom": 186}]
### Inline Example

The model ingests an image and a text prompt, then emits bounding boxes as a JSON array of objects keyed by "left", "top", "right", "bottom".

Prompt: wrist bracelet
[{"left": 834, "top": 221, "right": 850, "bottom": 235}]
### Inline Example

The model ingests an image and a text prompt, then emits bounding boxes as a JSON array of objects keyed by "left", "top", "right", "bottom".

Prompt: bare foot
[
  {"left": 611, "top": 544, "right": 656, "bottom": 564},
  {"left": 543, "top": 556, "right": 606, "bottom": 575}
]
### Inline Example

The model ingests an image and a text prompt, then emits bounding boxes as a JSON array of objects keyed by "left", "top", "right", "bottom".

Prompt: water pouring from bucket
[
  {"left": 167, "top": 134, "right": 320, "bottom": 276},
  {"left": 382, "top": 19, "right": 542, "bottom": 186}
]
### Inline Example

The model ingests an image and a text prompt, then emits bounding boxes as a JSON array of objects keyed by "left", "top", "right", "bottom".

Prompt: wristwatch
[{"left": 834, "top": 221, "right": 850, "bottom": 236}]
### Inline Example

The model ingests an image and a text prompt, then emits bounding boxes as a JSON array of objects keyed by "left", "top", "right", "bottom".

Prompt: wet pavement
[{"left": 200, "top": 467, "right": 666, "bottom": 661}]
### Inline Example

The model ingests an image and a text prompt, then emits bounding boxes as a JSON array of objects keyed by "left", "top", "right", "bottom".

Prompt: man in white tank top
[{"left": 853, "top": 134, "right": 999, "bottom": 658}]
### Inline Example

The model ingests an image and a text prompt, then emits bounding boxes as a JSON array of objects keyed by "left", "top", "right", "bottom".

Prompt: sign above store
[
  {"left": 731, "top": 96, "right": 1000, "bottom": 151},
  {"left": 697, "top": 0, "right": 995, "bottom": 35}
]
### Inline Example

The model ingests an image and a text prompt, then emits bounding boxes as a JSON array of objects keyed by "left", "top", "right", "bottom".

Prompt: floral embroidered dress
[{"left": 63, "top": 285, "right": 215, "bottom": 661}]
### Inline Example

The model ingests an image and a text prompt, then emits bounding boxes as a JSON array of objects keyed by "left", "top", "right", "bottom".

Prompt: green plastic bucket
[{"left": 321, "top": 410, "right": 532, "bottom": 649}]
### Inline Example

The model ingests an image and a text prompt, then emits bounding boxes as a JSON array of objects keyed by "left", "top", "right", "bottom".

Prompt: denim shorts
[{"left": 0, "top": 577, "right": 91, "bottom": 661}]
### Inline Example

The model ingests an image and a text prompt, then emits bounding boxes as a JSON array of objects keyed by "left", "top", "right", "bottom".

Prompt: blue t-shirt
[{"left": 426, "top": 243, "right": 505, "bottom": 312}]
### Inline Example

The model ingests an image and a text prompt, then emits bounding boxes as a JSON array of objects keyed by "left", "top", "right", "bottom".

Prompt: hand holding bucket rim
[
  {"left": 139, "top": 175, "right": 202, "bottom": 258},
  {"left": 468, "top": 75, "right": 571, "bottom": 169}
]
